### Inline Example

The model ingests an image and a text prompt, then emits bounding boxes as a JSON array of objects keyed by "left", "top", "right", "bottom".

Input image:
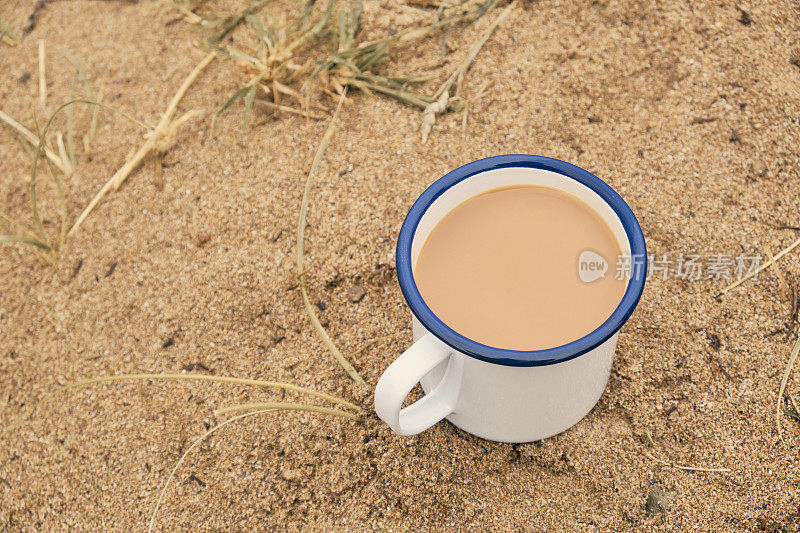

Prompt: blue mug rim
[{"left": 395, "top": 154, "right": 647, "bottom": 367}]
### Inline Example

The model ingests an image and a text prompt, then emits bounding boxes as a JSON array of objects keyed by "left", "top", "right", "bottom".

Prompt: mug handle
[{"left": 374, "top": 333, "right": 463, "bottom": 436}]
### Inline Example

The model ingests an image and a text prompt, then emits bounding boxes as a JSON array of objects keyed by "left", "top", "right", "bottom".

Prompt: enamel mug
[{"left": 374, "top": 155, "right": 647, "bottom": 443}]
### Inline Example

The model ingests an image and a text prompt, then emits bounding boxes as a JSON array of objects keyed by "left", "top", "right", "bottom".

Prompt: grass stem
[
  {"left": 148, "top": 403, "right": 357, "bottom": 532},
  {"left": 718, "top": 237, "right": 800, "bottom": 296},
  {"left": 1, "top": 372, "right": 361, "bottom": 440},
  {"left": 776, "top": 335, "right": 800, "bottom": 440},
  {"left": 641, "top": 449, "right": 730, "bottom": 473},
  {"left": 0, "top": 108, "right": 66, "bottom": 172},
  {"left": 68, "top": 53, "right": 215, "bottom": 236},
  {"left": 294, "top": 90, "right": 364, "bottom": 384},
  {"left": 38, "top": 40, "right": 46, "bottom": 107}
]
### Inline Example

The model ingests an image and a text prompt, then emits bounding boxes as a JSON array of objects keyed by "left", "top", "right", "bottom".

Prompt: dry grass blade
[
  {"left": 0, "top": 212, "right": 38, "bottom": 238},
  {"left": 420, "top": 0, "right": 513, "bottom": 142},
  {"left": 0, "top": 208, "right": 53, "bottom": 264},
  {"left": 0, "top": 17, "right": 17, "bottom": 46},
  {"left": 0, "top": 108, "right": 66, "bottom": 173},
  {"left": 349, "top": 336, "right": 386, "bottom": 359},
  {"left": 641, "top": 449, "right": 730, "bottom": 473},
  {"left": 213, "top": 401, "right": 360, "bottom": 418},
  {"left": 15, "top": 133, "right": 35, "bottom": 161},
  {"left": 38, "top": 40, "right": 46, "bottom": 107},
  {"left": 2, "top": 98, "right": 152, "bottom": 259},
  {"left": 68, "top": 52, "right": 215, "bottom": 236},
  {"left": 148, "top": 403, "right": 358, "bottom": 532},
  {"left": 255, "top": 98, "right": 325, "bottom": 119},
  {"left": 148, "top": 52, "right": 215, "bottom": 155},
  {"left": 295, "top": 90, "right": 363, "bottom": 384},
  {"left": 86, "top": 90, "right": 101, "bottom": 150},
  {"left": 206, "top": 0, "right": 275, "bottom": 44},
  {"left": 377, "top": 0, "right": 492, "bottom": 46},
  {"left": 1, "top": 372, "right": 361, "bottom": 440},
  {"left": 55, "top": 132, "right": 73, "bottom": 177},
  {"left": 776, "top": 334, "right": 800, "bottom": 440},
  {"left": 62, "top": 51, "right": 98, "bottom": 163},
  {"left": 60, "top": 53, "right": 103, "bottom": 151},
  {"left": 218, "top": 84, "right": 254, "bottom": 116},
  {"left": 765, "top": 249, "right": 791, "bottom": 302},
  {"left": 0, "top": 235, "right": 51, "bottom": 250},
  {"left": 4, "top": 99, "right": 150, "bottom": 261},
  {"left": 148, "top": 409, "right": 273, "bottom": 532},
  {"left": 171, "top": 0, "right": 205, "bottom": 25},
  {"left": 432, "top": 1, "right": 509, "bottom": 100},
  {"left": 351, "top": 79, "right": 433, "bottom": 108},
  {"left": 718, "top": 236, "right": 800, "bottom": 296},
  {"left": 336, "top": 0, "right": 363, "bottom": 52},
  {"left": 295, "top": 0, "right": 316, "bottom": 35},
  {"left": 242, "top": 83, "right": 258, "bottom": 130},
  {"left": 284, "top": 0, "right": 335, "bottom": 56}
]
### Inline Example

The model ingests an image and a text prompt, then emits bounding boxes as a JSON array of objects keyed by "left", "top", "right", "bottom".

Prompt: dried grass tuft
[
  {"left": 206, "top": 0, "right": 507, "bottom": 128},
  {"left": 1, "top": 100, "right": 150, "bottom": 261}
]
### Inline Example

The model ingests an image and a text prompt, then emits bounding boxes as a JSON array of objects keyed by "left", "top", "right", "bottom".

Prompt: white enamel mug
[{"left": 375, "top": 155, "right": 647, "bottom": 443}]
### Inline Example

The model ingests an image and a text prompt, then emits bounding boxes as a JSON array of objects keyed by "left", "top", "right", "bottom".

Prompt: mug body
[
  {"left": 377, "top": 155, "right": 647, "bottom": 443},
  {"left": 414, "top": 317, "right": 618, "bottom": 442}
]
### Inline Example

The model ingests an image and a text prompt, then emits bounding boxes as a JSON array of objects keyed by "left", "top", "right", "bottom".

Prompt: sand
[{"left": 1, "top": 0, "right": 800, "bottom": 530}]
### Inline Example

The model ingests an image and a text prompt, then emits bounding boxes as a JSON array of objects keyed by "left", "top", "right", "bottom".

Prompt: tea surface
[{"left": 414, "top": 185, "right": 626, "bottom": 350}]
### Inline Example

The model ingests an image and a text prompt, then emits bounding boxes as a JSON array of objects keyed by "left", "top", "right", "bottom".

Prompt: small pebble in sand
[
  {"left": 751, "top": 159, "right": 768, "bottom": 178},
  {"left": 347, "top": 285, "right": 366, "bottom": 303},
  {"left": 791, "top": 50, "right": 800, "bottom": 69},
  {"left": 646, "top": 486, "right": 676, "bottom": 514}
]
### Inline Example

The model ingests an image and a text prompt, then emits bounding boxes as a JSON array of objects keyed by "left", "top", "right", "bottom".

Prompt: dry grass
[
  {"left": 714, "top": 236, "right": 800, "bottom": 442},
  {"left": 0, "top": 99, "right": 150, "bottom": 262},
  {"left": 641, "top": 449, "right": 730, "bottom": 474},
  {"left": 1, "top": 47, "right": 212, "bottom": 264},
  {"left": 294, "top": 90, "right": 365, "bottom": 383},
  {"left": 776, "top": 335, "right": 800, "bottom": 440},
  {"left": 718, "top": 236, "right": 800, "bottom": 296},
  {"left": 68, "top": 52, "right": 215, "bottom": 236},
  {"left": 147, "top": 404, "right": 359, "bottom": 531},
  {"left": 1, "top": 372, "right": 361, "bottom": 440},
  {"left": 0, "top": 107, "right": 66, "bottom": 173},
  {"left": 420, "top": 1, "right": 514, "bottom": 142},
  {"left": 2, "top": 0, "right": 510, "bottom": 261},
  {"left": 200, "top": 0, "right": 506, "bottom": 128},
  {"left": 1, "top": 79, "right": 368, "bottom": 529},
  {"left": 0, "top": 16, "right": 17, "bottom": 46}
]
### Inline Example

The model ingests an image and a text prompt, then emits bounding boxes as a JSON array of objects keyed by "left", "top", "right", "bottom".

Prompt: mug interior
[
  {"left": 396, "top": 155, "right": 647, "bottom": 367},
  {"left": 410, "top": 166, "right": 632, "bottom": 268}
]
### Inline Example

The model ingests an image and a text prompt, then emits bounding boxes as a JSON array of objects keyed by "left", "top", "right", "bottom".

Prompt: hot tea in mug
[{"left": 413, "top": 184, "right": 626, "bottom": 351}]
